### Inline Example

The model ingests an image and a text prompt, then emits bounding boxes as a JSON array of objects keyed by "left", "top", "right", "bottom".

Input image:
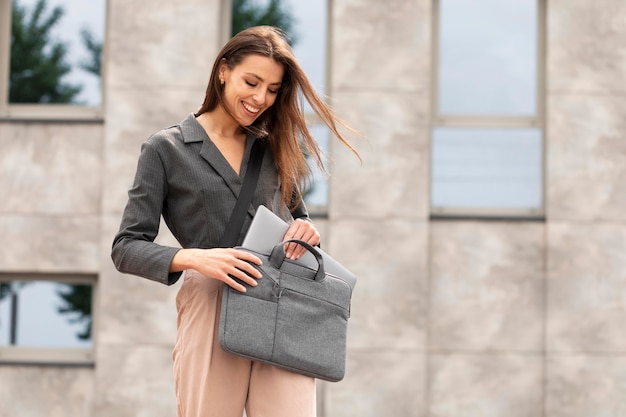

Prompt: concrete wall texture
[{"left": 1, "top": 0, "right": 626, "bottom": 416}]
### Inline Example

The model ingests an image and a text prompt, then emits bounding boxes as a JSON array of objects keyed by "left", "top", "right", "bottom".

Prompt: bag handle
[{"left": 269, "top": 239, "right": 325, "bottom": 281}]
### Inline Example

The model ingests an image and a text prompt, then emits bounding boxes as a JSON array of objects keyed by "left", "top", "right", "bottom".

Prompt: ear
[{"left": 218, "top": 58, "right": 228, "bottom": 81}]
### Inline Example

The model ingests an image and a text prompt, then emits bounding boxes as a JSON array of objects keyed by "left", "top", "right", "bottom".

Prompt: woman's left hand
[{"left": 282, "top": 218, "right": 321, "bottom": 260}]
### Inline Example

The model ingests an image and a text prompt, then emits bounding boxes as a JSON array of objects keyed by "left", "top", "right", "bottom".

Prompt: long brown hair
[{"left": 196, "top": 26, "right": 359, "bottom": 209}]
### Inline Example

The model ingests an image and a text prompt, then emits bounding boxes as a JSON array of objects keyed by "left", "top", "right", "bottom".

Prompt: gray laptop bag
[{"left": 219, "top": 239, "right": 353, "bottom": 382}]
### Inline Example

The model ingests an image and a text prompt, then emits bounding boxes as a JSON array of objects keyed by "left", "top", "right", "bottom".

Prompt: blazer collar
[{"left": 180, "top": 113, "right": 208, "bottom": 144}]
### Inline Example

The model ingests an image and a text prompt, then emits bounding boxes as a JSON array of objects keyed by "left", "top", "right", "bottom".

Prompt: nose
[{"left": 252, "top": 89, "right": 267, "bottom": 106}]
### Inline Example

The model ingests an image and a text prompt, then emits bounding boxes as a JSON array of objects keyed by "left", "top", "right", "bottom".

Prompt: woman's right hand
[{"left": 170, "top": 248, "right": 263, "bottom": 292}]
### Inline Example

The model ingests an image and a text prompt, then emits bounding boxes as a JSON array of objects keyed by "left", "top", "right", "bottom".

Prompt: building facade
[{"left": 1, "top": 0, "right": 626, "bottom": 416}]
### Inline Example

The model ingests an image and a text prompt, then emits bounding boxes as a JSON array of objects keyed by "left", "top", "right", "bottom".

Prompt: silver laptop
[{"left": 242, "top": 205, "right": 357, "bottom": 290}]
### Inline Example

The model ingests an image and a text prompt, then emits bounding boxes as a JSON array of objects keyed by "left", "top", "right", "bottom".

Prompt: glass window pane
[
  {"left": 284, "top": 0, "right": 328, "bottom": 206},
  {"left": 303, "top": 125, "right": 330, "bottom": 208},
  {"left": 10, "top": 0, "right": 106, "bottom": 106},
  {"left": 286, "top": 0, "right": 327, "bottom": 112},
  {"left": 438, "top": 0, "right": 538, "bottom": 116},
  {"left": 0, "top": 280, "right": 93, "bottom": 348},
  {"left": 431, "top": 127, "right": 543, "bottom": 209}
]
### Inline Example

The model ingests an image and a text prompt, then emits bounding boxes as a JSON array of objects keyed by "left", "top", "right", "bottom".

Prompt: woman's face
[{"left": 220, "top": 54, "right": 285, "bottom": 127}]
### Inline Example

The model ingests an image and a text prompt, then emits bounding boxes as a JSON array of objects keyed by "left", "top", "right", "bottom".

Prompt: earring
[{"left": 220, "top": 78, "right": 225, "bottom": 85}]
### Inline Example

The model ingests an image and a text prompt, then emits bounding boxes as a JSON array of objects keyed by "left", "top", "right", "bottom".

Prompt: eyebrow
[{"left": 244, "top": 72, "right": 282, "bottom": 86}]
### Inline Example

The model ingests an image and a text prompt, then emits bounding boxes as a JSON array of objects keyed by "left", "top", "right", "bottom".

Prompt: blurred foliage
[
  {"left": 0, "top": 283, "right": 9, "bottom": 301},
  {"left": 79, "top": 28, "right": 102, "bottom": 77},
  {"left": 10, "top": 0, "right": 80, "bottom": 103},
  {"left": 232, "top": 0, "right": 298, "bottom": 45},
  {"left": 56, "top": 284, "right": 92, "bottom": 341}
]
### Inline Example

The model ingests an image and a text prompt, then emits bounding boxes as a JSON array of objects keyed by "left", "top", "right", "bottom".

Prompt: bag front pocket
[
  {"left": 221, "top": 290, "right": 277, "bottom": 361},
  {"left": 273, "top": 289, "right": 349, "bottom": 381}
]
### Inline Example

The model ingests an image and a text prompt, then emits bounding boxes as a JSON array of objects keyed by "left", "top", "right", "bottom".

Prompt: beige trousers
[{"left": 172, "top": 269, "right": 316, "bottom": 417}]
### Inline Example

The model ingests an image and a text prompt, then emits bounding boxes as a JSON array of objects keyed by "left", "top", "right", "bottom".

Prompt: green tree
[
  {"left": 232, "top": 0, "right": 298, "bottom": 44},
  {"left": 10, "top": 0, "right": 81, "bottom": 103},
  {"left": 79, "top": 28, "right": 102, "bottom": 77},
  {"left": 0, "top": 283, "right": 9, "bottom": 301},
  {"left": 56, "top": 284, "right": 92, "bottom": 341}
]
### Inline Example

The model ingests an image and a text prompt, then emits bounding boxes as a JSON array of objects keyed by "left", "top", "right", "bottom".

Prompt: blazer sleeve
[
  {"left": 111, "top": 140, "right": 182, "bottom": 285},
  {"left": 289, "top": 189, "right": 310, "bottom": 221}
]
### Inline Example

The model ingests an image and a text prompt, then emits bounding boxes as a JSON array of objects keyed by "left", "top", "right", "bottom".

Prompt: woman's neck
[{"left": 196, "top": 108, "right": 243, "bottom": 140}]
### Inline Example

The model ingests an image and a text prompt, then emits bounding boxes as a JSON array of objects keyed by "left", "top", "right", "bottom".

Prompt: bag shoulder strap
[{"left": 218, "top": 139, "right": 266, "bottom": 248}]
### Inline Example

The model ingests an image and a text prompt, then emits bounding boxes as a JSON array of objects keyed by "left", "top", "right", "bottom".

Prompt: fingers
[
  {"left": 224, "top": 276, "right": 248, "bottom": 293},
  {"left": 223, "top": 250, "right": 263, "bottom": 289},
  {"left": 284, "top": 219, "right": 319, "bottom": 243},
  {"left": 283, "top": 219, "right": 320, "bottom": 260},
  {"left": 196, "top": 248, "right": 263, "bottom": 293},
  {"left": 222, "top": 263, "right": 260, "bottom": 293},
  {"left": 234, "top": 249, "right": 263, "bottom": 267}
]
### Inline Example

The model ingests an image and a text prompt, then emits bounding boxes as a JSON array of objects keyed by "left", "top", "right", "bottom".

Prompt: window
[
  {"left": 230, "top": 0, "right": 331, "bottom": 212},
  {"left": 431, "top": 0, "right": 545, "bottom": 217},
  {"left": 0, "top": 0, "right": 106, "bottom": 119},
  {"left": 0, "top": 274, "right": 96, "bottom": 365},
  {"left": 286, "top": 0, "right": 330, "bottom": 211}
]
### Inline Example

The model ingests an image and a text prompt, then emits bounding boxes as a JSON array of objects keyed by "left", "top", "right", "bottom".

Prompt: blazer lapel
[
  {"left": 199, "top": 138, "right": 242, "bottom": 197},
  {"left": 201, "top": 137, "right": 259, "bottom": 219},
  {"left": 180, "top": 114, "right": 257, "bottom": 200}
]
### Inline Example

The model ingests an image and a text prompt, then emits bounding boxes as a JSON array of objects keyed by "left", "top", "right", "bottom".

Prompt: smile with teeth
[{"left": 242, "top": 102, "right": 260, "bottom": 114}]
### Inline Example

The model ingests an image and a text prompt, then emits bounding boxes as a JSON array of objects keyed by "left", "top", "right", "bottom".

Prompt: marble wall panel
[
  {"left": 325, "top": 350, "right": 425, "bottom": 417},
  {"left": 331, "top": 0, "right": 431, "bottom": 92},
  {"left": 428, "top": 354, "right": 543, "bottom": 417},
  {"left": 0, "top": 216, "right": 99, "bottom": 272},
  {"left": 106, "top": 0, "right": 220, "bottom": 89},
  {"left": 93, "top": 345, "right": 175, "bottom": 417},
  {"left": 102, "top": 87, "right": 205, "bottom": 215},
  {"left": 98, "top": 215, "right": 179, "bottom": 346},
  {"left": 328, "top": 219, "right": 428, "bottom": 351},
  {"left": 547, "top": 95, "right": 626, "bottom": 221},
  {"left": 0, "top": 122, "right": 102, "bottom": 215},
  {"left": 548, "top": 0, "right": 626, "bottom": 94},
  {"left": 546, "top": 354, "right": 626, "bottom": 417},
  {"left": 0, "top": 366, "right": 95, "bottom": 417},
  {"left": 547, "top": 222, "right": 626, "bottom": 352},
  {"left": 329, "top": 92, "right": 430, "bottom": 220},
  {"left": 429, "top": 221, "right": 545, "bottom": 351}
]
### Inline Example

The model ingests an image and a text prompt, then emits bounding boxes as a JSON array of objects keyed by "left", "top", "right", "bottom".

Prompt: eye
[
  {"left": 245, "top": 80, "right": 257, "bottom": 87},
  {"left": 268, "top": 88, "right": 278, "bottom": 95}
]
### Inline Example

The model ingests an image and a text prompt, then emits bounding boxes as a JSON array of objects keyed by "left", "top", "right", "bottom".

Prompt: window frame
[
  {"left": 0, "top": 273, "right": 97, "bottom": 366},
  {"left": 0, "top": 0, "right": 107, "bottom": 122},
  {"left": 430, "top": 0, "right": 547, "bottom": 219}
]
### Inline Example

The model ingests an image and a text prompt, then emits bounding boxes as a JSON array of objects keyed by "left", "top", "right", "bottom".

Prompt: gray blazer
[{"left": 111, "top": 114, "right": 309, "bottom": 285}]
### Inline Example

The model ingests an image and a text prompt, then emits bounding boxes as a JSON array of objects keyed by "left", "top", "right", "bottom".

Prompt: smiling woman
[{"left": 111, "top": 25, "right": 359, "bottom": 417}]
